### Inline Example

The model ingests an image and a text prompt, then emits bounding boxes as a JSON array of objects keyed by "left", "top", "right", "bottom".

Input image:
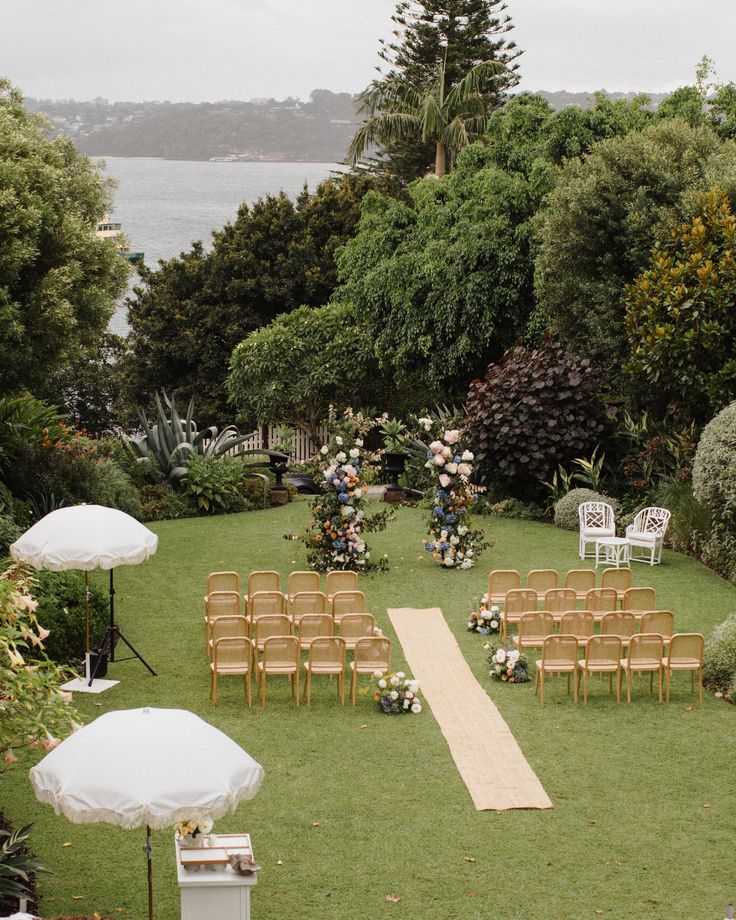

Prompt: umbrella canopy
[
  {"left": 10, "top": 504, "right": 158, "bottom": 571},
  {"left": 30, "top": 708, "right": 264, "bottom": 829}
]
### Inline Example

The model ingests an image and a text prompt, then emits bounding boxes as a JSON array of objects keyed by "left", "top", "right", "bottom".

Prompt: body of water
[{"left": 101, "top": 158, "right": 342, "bottom": 334}]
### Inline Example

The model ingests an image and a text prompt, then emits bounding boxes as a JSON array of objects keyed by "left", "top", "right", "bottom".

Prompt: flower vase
[{"left": 182, "top": 833, "right": 204, "bottom": 848}]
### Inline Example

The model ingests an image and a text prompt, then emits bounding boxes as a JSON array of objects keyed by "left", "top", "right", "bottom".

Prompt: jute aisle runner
[{"left": 388, "top": 607, "right": 552, "bottom": 811}]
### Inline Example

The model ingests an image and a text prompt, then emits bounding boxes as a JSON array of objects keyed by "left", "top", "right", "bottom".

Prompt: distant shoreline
[{"left": 95, "top": 155, "right": 345, "bottom": 165}]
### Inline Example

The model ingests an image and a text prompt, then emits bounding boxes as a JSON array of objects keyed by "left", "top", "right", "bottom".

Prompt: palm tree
[{"left": 347, "top": 58, "right": 504, "bottom": 178}]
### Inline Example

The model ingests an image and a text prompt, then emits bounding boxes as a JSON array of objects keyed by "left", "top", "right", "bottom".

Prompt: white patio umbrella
[
  {"left": 10, "top": 505, "right": 158, "bottom": 688},
  {"left": 30, "top": 708, "right": 265, "bottom": 919}
]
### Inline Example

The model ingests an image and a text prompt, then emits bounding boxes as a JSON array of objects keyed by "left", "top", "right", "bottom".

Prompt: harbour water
[{"left": 101, "top": 157, "right": 343, "bottom": 334}]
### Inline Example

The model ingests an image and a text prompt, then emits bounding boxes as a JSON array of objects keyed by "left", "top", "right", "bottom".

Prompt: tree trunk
[{"left": 434, "top": 141, "right": 446, "bottom": 178}]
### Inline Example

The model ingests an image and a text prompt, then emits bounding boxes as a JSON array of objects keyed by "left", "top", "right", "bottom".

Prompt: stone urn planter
[{"left": 382, "top": 451, "right": 407, "bottom": 503}]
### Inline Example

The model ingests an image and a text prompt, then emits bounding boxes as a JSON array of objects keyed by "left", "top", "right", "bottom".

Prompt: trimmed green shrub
[
  {"left": 0, "top": 514, "right": 20, "bottom": 556},
  {"left": 466, "top": 340, "right": 608, "bottom": 496},
  {"left": 138, "top": 484, "right": 197, "bottom": 522},
  {"left": 692, "top": 401, "right": 736, "bottom": 578},
  {"left": 703, "top": 612, "right": 736, "bottom": 691},
  {"left": 33, "top": 570, "right": 108, "bottom": 665},
  {"left": 554, "top": 488, "right": 621, "bottom": 532},
  {"left": 182, "top": 455, "right": 249, "bottom": 515}
]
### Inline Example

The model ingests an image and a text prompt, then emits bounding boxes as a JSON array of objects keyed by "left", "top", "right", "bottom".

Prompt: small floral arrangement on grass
[
  {"left": 175, "top": 817, "right": 213, "bottom": 841},
  {"left": 488, "top": 642, "right": 530, "bottom": 684},
  {"left": 373, "top": 670, "right": 422, "bottom": 714},
  {"left": 467, "top": 604, "right": 501, "bottom": 637},
  {"left": 422, "top": 426, "right": 489, "bottom": 569}
]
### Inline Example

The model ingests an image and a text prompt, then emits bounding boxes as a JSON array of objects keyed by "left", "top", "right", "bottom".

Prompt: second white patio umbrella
[{"left": 30, "top": 708, "right": 265, "bottom": 919}]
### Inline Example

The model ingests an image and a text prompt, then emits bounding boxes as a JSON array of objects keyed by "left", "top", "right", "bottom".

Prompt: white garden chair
[
  {"left": 578, "top": 501, "right": 615, "bottom": 559},
  {"left": 625, "top": 506, "right": 671, "bottom": 565}
]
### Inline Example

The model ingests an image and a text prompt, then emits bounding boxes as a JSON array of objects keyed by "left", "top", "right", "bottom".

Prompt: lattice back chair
[
  {"left": 622, "top": 587, "right": 656, "bottom": 614},
  {"left": 303, "top": 636, "right": 346, "bottom": 706},
  {"left": 600, "top": 611, "right": 637, "bottom": 648},
  {"left": 663, "top": 633, "right": 704, "bottom": 703},
  {"left": 210, "top": 633, "right": 251, "bottom": 706},
  {"left": 249, "top": 591, "right": 288, "bottom": 625},
  {"left": 559, "top": 610, "right": 595, "bottom": 646},
  {"left": 297, "top": 614, "right": 334, "bottom": 652},
  {"left": 251, "top": 614, "right": 292, "bottom": 664},
  {"left": 208, "top": 613, "right": 248, "bottom": 659},
  {"left": 326, "top": 571, "right": 359, "bottom": 605},
  {"left": 620, "top": 633, "right": 664, "bottom": 703},
  {"left": 543, "top": 588, "right": 578, "bottom": 622},
  {"left": 514, "top": 611, "right": 555, "bottom": 651},
  {"left": 258, "top": 635, "right": 300, "bottom": 708},
  {"left": 535, "top": 635, "right": 579, "bottom": 704},
  {"left": 578, "top": 501, "right": 615, "bottom": 559},
  {"left": 600, "top": 567, "right": 632, "bottom": 598},
  {"left": 338, "top": 613, "right": 376, "bottom": 651},
  {"left": 564, "top": 569, "right": 596, "bottom": 600},
  {"left": 483, "top": 570, "right": 521, "bottom": 605},
  {"left": 527, "top": 569, "right": 558, "bottom": 594},
  {"left": 204, "top": 590, "right": 241, "bottom": 654},
  {"left": 639, "top": 610, "right": 674, "bottom": 641},
  {"left": 577, "top": 635, "right": 622, "bottom": 704},
  {"left": 350, "top": 637, "right": 392, "bottom": 705},
  {"left": 206, "top": 572, "right": 240, "bottom": 608},
  {"left": 584, "top": 588, "right": 618, "bottom": 621},
  {"left": 332, "top": 590, "right": 367, "bottom": 625},
  {"left": 626, "top": 506, "right": 671, "bottom": 565},
  {"left": 288, "top": 571, "right": 320, "bottom": 605},
  {"left": 290, "top": 591, "right": 328, "bottom": 628},
  {"left": 245, "top": 571, "right": 280, "bottom": 610},
  {"left": 502, "top": 589, "right": 538, "bottom": 640}
]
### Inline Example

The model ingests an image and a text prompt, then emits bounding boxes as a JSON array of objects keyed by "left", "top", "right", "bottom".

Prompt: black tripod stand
[{"left": 88, "top": 570, "right": 157, "bottom": 686}]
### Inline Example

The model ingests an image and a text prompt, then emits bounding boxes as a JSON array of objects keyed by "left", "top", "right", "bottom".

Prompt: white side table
[
  {"left": 177, "top": 835, "right": 257, "bottom": 920},
  {"left": 595, "top": 536, "right": 630, "bottom": 568}
]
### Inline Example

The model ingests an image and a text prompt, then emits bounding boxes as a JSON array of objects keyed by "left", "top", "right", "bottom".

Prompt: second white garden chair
[
  {"left": 578, "top": 501, "right": 616, "bottom": 559},
  {"left": 625, "top": 506, "right": 671, "bottom": 565}
]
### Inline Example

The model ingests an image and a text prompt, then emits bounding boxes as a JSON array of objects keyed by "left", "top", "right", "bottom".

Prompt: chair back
[
  {"left": 584, "top": 588, "right": 618, "bottom": 613},
  {"left": 622, "top": 587, "right": 656, "bottom": 611},
  {"left": 505, "top": 589, "right": 538, "bottom": 614},
  {"left": 579, "top": 501, "right": 614, "bottom": 530},
  {"left": 208, "top": 572, "right": 240, "bottom": 595},
  {"left": 210, "top": 614, "right": 248, "bottom": 642},
  {"left": 631, "top": 506, "right": 671, "bottom": 535},
  {"left": 600, "top": 610, "right": 636, "bottom": 638},
  {"left": 559, "top": 610, "right": 594, "bottom": 640},
  {"left": 564, "top": 569, "right": 596, "bottom": 594},
  {"left": 213, "top": 636, "right": 250, "bottom": 670},
  {"left": 206, "top": 591, "right": 241, "bottom": 618},
  {"left": 333, "top": 590, "right": 367, "bottom": 617},
  {"left": 540, "top": 634, "right": 579, "bottom": 665},
  {"left": 339, "top": 613, "right": 375, "bottom": 641},
  {"left": 288, "top": 571, "right": 320, "bottom": 598},
  {"left": 247, "top": 570, "right": 280, "bottom": 596},
  {"left": 639, "top": 610, "right": 674, "bottom": 638},
  {"left": 584, "top": 635, "right": 622, "bottom": 666},
  {"left": 667, "top": 633, "right": 704, "bottom": 663},
  {"left": 262, "top": 635, "right": 299, "bottom": 669},
  {"left": 487, "top": 569, "right": 521, "bottom": 597},
  {"left": 250, "top": 590, "right": 287, "bottom": 617},
  {"left": 253, "top": 614, "right": 292, "bottom": 645},
  {"left": 354, "top": 637, "right": 392, "bottom": 672},
  {"left": 298, "top": 614, "right": 334, "bottom": 644},
  {"left": 517, "top": 611, "right": 554, "bottom": 640},
  {"left": 600, "top": 567, "right": 632, "bottom": 592},
  {"left": 543, "top": 588, "right": 577, "bottom": 613},
  {"left": 307, "top": 636, "right": 346, "bottom": 670},
  {"left": 527, "top": 569, "right": 558, "bottom": 593},
  {"left": 627, "top": 633, "right": 664, "bottom": 664},
  {"left": 326, "top": 571, "right": 359, "bottom": 597},
  {"left": 292, "top": 591, "right": 328, "bottom": 616}
]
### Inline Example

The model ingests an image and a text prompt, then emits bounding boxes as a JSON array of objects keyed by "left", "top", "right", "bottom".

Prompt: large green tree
[{"left": 0, "top": 79, "right": 128, "bottom": 396}]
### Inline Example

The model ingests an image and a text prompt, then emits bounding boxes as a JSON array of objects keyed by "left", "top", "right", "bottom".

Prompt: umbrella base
[{"left": 62, "top": 676, "right": 119, "bottom": 694}]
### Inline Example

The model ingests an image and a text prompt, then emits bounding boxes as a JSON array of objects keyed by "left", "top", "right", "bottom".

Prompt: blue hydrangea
[
  {"left": 437, "top": 489, "right": 448, "bottom": 501},
  {"left": 338, "top": 493, "right": 349, "bottom": 503},
  {"left": 445, "top": 513, "right": 457, "bottom": 523},
  {"left": 454, "top": 454, "right": 462, "bottom": 463},
  {"left": 425, "top": 542, "right": 436, "bottom": 551},
  {"left": 426, "top": 450, "right": 434, "bottom": 459},
  {"left": 433, "top": 506, "right": 444, "bottom": 516}
]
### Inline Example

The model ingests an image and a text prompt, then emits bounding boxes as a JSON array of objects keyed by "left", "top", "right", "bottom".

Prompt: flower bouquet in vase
[
  {"left": 467, "top": 604, "right": 501, "bottom": 636},
  {"left": 176, "top": 817, "right": 213, "bottom": 847},
  {"left": 488, "top": 642, "right": 530, "bottom": 684},
  {"left": 373, "top": 671, "right": 422, "bottom": 714}
]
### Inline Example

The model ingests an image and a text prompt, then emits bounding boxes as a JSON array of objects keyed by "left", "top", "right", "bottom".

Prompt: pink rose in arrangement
[
  {"left": 444, "top": 429, "right": 460, "bottom": 445},
  {"left": 457, "top": 463, "right": 472, "bottom": 477},
  {"left": 429, "top": 440, "right": 444, "bottom": 453},
  {"left": 441, "top": 445, "right": 452, "bottom": 459},
  {"left": 434, "top": 455, "right": 446, "bottom": 466},
  {"left": 438, "top": 473, "right": 451, "bottom": 488}
]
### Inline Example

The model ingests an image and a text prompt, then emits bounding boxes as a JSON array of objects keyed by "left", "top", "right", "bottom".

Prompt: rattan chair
[
  {"left": 245, "top": 571, "right": 280, "bottom": 610},
  {"left": 622, "top": 587, "right": 656, "bottom": 613},
  {"left": 303, "top": 636, "right": 346, "bottom": 706},
  {"left": 332, "top": 590, "right": 367, "bottom": 624},
  {"left": 258, "top": 635, "right": 300, "bottom": 708},
  {"left": 204, "top": 590, "right": 241, "bottom": 653},
  {"left": 349, "top": 637, "right": 392, "bottom": 705},
  {"left": 502, "top": 589, "right": 538, "bottom": 639},
  {"left": 535, "top": 634, "right": 579, "bottom": 704},
  {"left": 559, "top": 610, "right": 595, "bottom": 646},
  {"left": 513, "top": 611, "right": 555, "bottom": 650},
  {"left": 564, "top": 568, "right": 596, "bottom": 601},
  {"left": 210, "top": 635, "right": 252, "bottom": 706},
  {"left": 287, "top": 571, "right": 320, "bottom": 604},
  {"left": 326, "top": 571, "right": 359, "bottom": 604},
  {"left": 584, "top": 588, "right": 618, "bottom": 621},
  {"left": 290, "top": 591, "right": 328, "bottom": 628},
  {"left": 662, "top": 633, "right": 704, "bottom": 703},
  {"left": 527, "top": 569, "right": 558, "bottom": 594},
  {"left": 639, "top": 610, "right": 674, "bottom": 641},
  {"left": 338, "top": 613, "right": 375, "bottom": 651},
  {"left": 576, "top": 635, "right": 622, "bottom": 703},
  {"left": 251, "top": 614, "right": 292, "bottom": 664},
  {"left": 297, "top": 614, "right": 334, "bottom": 651},
  {"left": 205, "top": 572, "right": 240, "bottom": 608},
  {"left": 482, "top": 570, "right": 521, "bottom": 605},
  {"left": 600, "top": 567, "right": 632, "bottom": 597},
  {"left": 600, "top": 610, "right": 637, "bottom": 647},
  {"left": 620, "top": 633, "right": 664, "bottom": 703},
  {"left": 249, "top": 590, "right": 288, "bottom": 622},
  {"left": 208, "top": 613, "right": 248, "bottom": 659},
  {"left": 543, "top": 588, "right": 578, "bottom": 621}
]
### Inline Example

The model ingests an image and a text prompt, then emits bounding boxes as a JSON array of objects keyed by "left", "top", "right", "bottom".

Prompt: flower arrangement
[
  {"left": 422, "top": 427, "right": 489, "bottom": 569},
  {"left": 488, "top": 642, "right": 530, "bottom": 683},
  {"left": 373, "top": 670, "right": 422, "bottom": 714},
  {"left": 467, "top": 604, "right": 501, "bottom": 637},
  {"left": 175, "top": 817, "right": 213, "bottom": 841}
]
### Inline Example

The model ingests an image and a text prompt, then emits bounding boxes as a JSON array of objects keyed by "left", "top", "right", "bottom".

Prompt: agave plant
[
  {"left": 125, "top": 392, "right": 257, "bottom": 487},
  {"left": 0, "top": 822, "right": 48, "bottom": 899}
]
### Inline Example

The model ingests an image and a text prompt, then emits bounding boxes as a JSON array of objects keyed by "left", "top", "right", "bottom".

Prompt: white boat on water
[{"left": 95, "top": 216, "right": 143, "bottom": 262}]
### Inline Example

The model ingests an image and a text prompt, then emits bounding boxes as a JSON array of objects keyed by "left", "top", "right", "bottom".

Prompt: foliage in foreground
[
  {"left": 703, "top": 612, "right": 736, "bottom": 692},
  {"left": 693, "top": 400, "right": 736, "bottom": 580},
  {"left": 0, "top": 820, "right": 47, "bottom": 902}
]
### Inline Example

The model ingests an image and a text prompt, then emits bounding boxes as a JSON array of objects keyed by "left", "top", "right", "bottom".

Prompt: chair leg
[
  {"left": 626, "top": 668, "right": 631, "bottom": 703},
  {"left": 573, "top": 670, "right": 578, "bottom": 704},
  {"left": 261, "top": 672, "right": 266, "bottom": 708},
  {"left": 666, "top": 668, "right": 671, "bottom": 703},
  {"left": 534, "top": 668, "right": 539, "bottom": 695},
  {"left": 583, "top": 669, "right": 588, "bottom": 704},
  {"left": 339, "top": 671, "right": 345, "bottom": 705},
  {"left": 698, "top": 666, "right": 703, "bottom": 704},
  {"left": 615, "top": 667, "right": 620, "bottom": 704},
  {"left": 649, "top": 671, "right": 653, "bottom": 694},
  {"left": 295, "top": 669, "right": 299, "bottom": 707},
  {"left": 657, "top": 667, "right": 662, "bottom": 703},
  {"left": 540, "top": 669, "right": 545, "bottom": 705},
  {"left": 211, "top": 671, "right": 217, "bottom": 706},
  {"left": 306, "top": 669, "right": 311, "bottom": 707},
  {"left": 350, "top": 669, "right": 356, "bottom": 706},
  {"left": 566, "top": 672, "right": 570, "bottom": 696},
  {"left": 246, "top": 671, "right": 251, "bottom": 708}
]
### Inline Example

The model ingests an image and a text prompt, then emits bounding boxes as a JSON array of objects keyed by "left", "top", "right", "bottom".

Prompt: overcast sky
[{"left": 3, "top": 0, "right": 735, "bottom": 102}]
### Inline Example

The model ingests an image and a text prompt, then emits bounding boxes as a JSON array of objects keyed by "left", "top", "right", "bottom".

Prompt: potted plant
[{"left": 381, "top": 419, "right": 408, "bottom": 502}]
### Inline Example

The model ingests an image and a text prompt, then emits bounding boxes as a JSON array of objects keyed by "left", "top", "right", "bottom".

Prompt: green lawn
[{"left": 4, "top": 502, "right": 736, "bottom": 919}]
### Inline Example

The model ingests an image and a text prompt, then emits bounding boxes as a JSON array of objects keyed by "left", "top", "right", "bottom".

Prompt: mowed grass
[{"left": 4, "top": 502, "right": 736, "bottom": 920}]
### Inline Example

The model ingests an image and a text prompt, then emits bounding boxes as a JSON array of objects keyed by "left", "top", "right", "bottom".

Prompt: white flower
[
  {"left": 418, "top": 417, "right": 432, "bottom": 430},
  {"left": 445, "top": 462, "right": 458, "bottom": 474},
  {"left": 373, "top": 670, "right": 384, "bottom": 679},
  {"left": 335, "top": 436, "right": 343, "bottom": 445},
  {"left": 353, "top": 488, "right": 362, "bottom": 498},
  {"left": 460, "top": 559, "right": 473, "bottom": 569},
  {"left": 373, "top": 626, "right": 382, "bottom": 636},
  {"left": 199, "top": 818, "right": 214, "bottom": 834},
  {"left": 335, "top": 451, "right": 347, "bottom": 463},
  {"left": 444, "top": 556, "right": 455, "bottom": 567},
  {"left": 396, "top": 671, "right": 405, "bottom": 679},
  {"left": 320, "top": 445, "right": 329, "bottom": 455},
  {"left": 349, "top": 448, "right": 360, "bottom": 458},
  {"left": 440, "top": 530, "right": 448, "bottom": 539},
  {"left": 494, "top": 649, "right": 507, "bottom": 664},
  {"left": 490, "top": 605, "right": 500, "bottom": 614},
  {"left": 461, "top": 450, "right": 474, "bottom": 462},
  {"left": 458, "top": 525, "right": 469, "bottom": 536},
  {"left": 390, "top": 690, "right": 399, "bottom": 701},
  {"left": 403, "top": 700, "right": 411, "bottom": 709},
  {"left": 390, "top": 676, "right": 400, "bottom": 686},
  {"left": 467, "top": 620, "right": 475, "bottom": 629},
  {"left": 355, "top": 438, "right": 364, "bottom": 447},
  {"left": 450, "top": 535, "right": 460, "bottom": 546},
  {"left": 490, "top": 620, "right": 498, "bottom": 629},
  {"left": 411, "top": 702, "right": 422, "bottom": 714},
  {"left": 378, "top": 679, "right": 387, "bottom": 689}
]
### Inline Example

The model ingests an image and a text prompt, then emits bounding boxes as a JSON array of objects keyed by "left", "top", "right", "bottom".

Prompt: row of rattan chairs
[
  {"left": 205, "top": 570, "right": 360, "bottom": 611},
  {"left": 209, "top": 630, "right": 392, "bottom": 709},
  {"left": 533, "top": 632, "right": 703, "bottom": 704},
  {"left": 483, "top": 568, "right": 645, "bottom": 606},
  {"left": 513, "top": 609, "right": 675, "bottom": 651}
]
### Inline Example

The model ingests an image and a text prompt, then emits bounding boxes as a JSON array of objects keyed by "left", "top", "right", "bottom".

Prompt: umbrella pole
[
  {"left": 145, "top": 824, "right": 153, "bottom": 920},
  {"left": 84, "top": 571, "right": 90, "bottom": 657}
]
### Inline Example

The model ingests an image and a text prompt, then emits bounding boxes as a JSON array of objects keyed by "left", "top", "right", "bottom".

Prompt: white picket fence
[{"left": 232, "top": 425, "right": 327, "bottom": 463}]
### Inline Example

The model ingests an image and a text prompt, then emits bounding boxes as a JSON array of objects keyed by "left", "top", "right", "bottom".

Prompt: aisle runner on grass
[{"left": 388, "top": 607, "right": 552, "bottom": 811}]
